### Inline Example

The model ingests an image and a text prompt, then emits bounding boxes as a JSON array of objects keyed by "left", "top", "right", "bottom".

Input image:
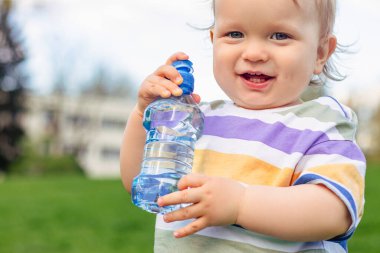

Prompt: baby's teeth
[{"left": 249, "top": 77, "right": 266, "bottom": 83}]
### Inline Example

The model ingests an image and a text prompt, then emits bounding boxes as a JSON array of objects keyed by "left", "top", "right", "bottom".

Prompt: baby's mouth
[{"left": 241, "top": 73, "right": 273, "bottom": 83}]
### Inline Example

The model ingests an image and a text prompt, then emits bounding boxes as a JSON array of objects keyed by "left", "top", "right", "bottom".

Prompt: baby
[{"left": 120, "top": 0, "right": 366, "bottom": 252}]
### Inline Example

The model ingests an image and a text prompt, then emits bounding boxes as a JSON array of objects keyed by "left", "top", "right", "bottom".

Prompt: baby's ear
[{"left": 314, "top": 35, "right": 337, "bottom": 74}]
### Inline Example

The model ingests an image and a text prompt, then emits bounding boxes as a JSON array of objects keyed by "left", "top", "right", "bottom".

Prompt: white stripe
[
  {"left": 296, "top": 154, "right": 366, "bottom": 177},
  {"left": 323, "top": 241, "right": 347, "bottom": 253},
  {"left": 196, "top": 135, "right": 303, "bottom": 169},
  {"left": 156, "top": 215, "right": 326, "bottom": 252}
]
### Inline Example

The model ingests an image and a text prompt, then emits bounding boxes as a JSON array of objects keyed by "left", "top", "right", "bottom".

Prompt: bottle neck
[{"left": 163, "top": 93, "right": 196, "bottom": 104}]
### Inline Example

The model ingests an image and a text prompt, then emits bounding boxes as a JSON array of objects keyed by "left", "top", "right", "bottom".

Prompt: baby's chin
[{"left": 232, "top": 101, "right": 271, "bottom": 110}]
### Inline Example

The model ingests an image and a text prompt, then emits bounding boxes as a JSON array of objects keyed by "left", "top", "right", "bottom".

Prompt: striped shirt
[{"left": 154, "top": 97, "right": 366, "bottom": 253}]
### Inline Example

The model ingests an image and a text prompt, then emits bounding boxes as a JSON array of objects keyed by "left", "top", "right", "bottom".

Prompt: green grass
[
  {"left": 0, "top": 164, "right": 379, "bottom": 253},
  {"left": 348, "top": 163, "right": 380, "bottom": 252},
  {"left": 0, "top": 176, "right": 155, "bottom": 253}
]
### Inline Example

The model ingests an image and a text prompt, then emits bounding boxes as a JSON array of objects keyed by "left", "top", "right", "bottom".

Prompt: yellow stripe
[
  {"left": 307, "top": 164, "right": 365, "bottom": 216},
  {"left": 193, "top": 149, "right": 294, "bottom": 187}
]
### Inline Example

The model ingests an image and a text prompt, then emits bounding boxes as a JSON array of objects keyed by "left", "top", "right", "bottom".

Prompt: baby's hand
[
  {"left": 136, "top": 52, "right": 194, "bottom": 116},
  {"left": 157, "top": 174, "right": 246, "bottom": 238}
]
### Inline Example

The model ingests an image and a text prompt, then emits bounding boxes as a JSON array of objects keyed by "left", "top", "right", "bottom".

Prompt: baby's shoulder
[
  {"left": 280, "top": 96, "right": 357, "bottom": 123},
  {"left": 313, "top": 96, "right": 356, "bottom": 121},
  {"left": 285, "top": 96, "right": 358, "bottom": 141}
]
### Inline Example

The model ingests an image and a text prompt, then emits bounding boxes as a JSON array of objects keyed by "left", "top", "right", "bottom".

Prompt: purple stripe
[
  {"left": 150, "top": 111, "right": 187, "bottom": 128},
  {"left": 203, "top": 116, "right": 327, "bottom": 153},
  {"left": 305, "top": 140, "right": 366, "bottom": 162},
  {"left": 203, "top": 116, "right": 365, "bottom": 162}
]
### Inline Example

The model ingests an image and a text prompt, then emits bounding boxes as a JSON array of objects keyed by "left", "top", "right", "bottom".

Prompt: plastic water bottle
[{"left": 131, "top": 60, "right": 204, "bottom": 214}]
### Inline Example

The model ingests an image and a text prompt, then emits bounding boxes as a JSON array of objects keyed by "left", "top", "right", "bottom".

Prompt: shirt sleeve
[{"left": 292, "top": 139, "right": 366, "bottom": 241}]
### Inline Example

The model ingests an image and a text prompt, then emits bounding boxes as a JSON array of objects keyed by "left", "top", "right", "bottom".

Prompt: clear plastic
[{"left": 131, "top": 60, "right": 204, "bottom": 214}]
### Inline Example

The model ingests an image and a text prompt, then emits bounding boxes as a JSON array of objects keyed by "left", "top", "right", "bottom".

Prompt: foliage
[
  {"left": 8, "top": 139, "right": 84, "bottom": 177},
  {"left": 365, "top": 104, "right": 380, "bottom": 162},
  {"left": 0, "top": 0, "right": 26, "bottom": 173},
  {"left": 79, "top": 65, "right": 136, "bottom": 99}
]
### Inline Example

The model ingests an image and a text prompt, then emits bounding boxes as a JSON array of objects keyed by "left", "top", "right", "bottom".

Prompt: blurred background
[{"left": 0, "top": 0, "right": 379, "bottom": 252}]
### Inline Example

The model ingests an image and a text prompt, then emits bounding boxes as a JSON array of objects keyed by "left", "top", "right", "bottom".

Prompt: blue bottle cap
[
  {"left": 172, "top": 60, "right": 194, "bottom": 95},
  {"left": 172, "top": 60, "right": 193, "bottom": 73}
]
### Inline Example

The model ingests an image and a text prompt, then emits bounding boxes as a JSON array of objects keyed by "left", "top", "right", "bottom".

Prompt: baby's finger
[
  {"left": 163, "top": 203, "right": 202, "bottom": 223},
  {"left": 177, "top": 174, "right": 208, "bottom": 191},
  {"left": 165, "top": 52, "right": 189, "bottom": 65},
  {"left": 158, "top": 187, "right": 200, "bottom": 207},
  {"left": 146, "top": 75, "right": 183, "bottom": 97},
  {"left": 154, "top": 65, "right": 183, "bottom": 85},
  {"left": 191, "top": 93, "right": 201, "bottom": 104},
  {"left": 173, "top": 217, "right": 208, "bottom": 238}
]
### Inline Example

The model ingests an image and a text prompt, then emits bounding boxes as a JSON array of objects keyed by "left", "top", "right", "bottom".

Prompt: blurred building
[
  {"left": 24, "top": 93, "right": 134, "bottom": 178},
  {"left": 21, "top": 85, "right": 380, "bottom": 178}
]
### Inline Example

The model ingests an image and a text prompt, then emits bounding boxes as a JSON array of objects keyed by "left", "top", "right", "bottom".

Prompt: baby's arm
[
  {"left": 236, "top": 182, "right": 351, "bottom": 241},
  {"left": 120, "top": 52, "right": 190, "bottom": 192},
  {"left": 158, "top": 174, "right": 351, "bottom": 241}
]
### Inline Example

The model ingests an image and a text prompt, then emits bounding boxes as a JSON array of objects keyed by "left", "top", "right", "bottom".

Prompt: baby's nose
[{"left": 241, "top": 40, "right": 269, "bottom": 63}]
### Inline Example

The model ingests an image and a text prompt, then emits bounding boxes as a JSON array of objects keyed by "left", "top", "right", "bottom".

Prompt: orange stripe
[
  {"left": 306, "top": 164, "right": 365, "bottom": 216},
  {"left": 193, "top": 149, "right": 294, "bottom": 186}
]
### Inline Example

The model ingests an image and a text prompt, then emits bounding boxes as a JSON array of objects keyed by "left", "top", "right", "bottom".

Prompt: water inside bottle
[
  {"left": 143, "top": 97, "right": 203, "bottom": 148},
  {"left": 132, "top": 95, "right": 203, "bottom": 214},
  {"left": 132, "top": 171, "right": 187, "bottom": 214}
]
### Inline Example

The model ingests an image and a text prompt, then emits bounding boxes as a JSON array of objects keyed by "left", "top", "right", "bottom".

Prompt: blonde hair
[
  {"left": 315, "top": 0, "right": 336, "bottom": 38},
  {"left": 210, "top": 0, "right": 345, "bottom": 85},
  {"left": 313, "top": 0, "right": 346, "bottom": 85}
]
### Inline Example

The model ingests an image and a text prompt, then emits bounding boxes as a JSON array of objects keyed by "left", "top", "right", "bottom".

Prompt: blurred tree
[
  {"left": 9, "top": 139, "right": 84, "bottom": 177},
  {"left": 80, "top": 65, "right": 135, "bottom": 99},
  {"left": 366, "top": 102, "right": 380, "bottom": 161},
  {"left": 0, "top": 0, "right": 26, "bottom": 174}
]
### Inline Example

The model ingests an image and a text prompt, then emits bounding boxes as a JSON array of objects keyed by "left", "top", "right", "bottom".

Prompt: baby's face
[{"left": 211, "top": 0, "right": 326, "bottom": 109}]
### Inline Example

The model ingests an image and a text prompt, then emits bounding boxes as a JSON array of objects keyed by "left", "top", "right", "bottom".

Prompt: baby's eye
[
  {"left": 270, "top": 32, "right": 290, "bottom": 40},
  {"left": 227, "top": 31, "right": 244, "bottom": 39}
]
